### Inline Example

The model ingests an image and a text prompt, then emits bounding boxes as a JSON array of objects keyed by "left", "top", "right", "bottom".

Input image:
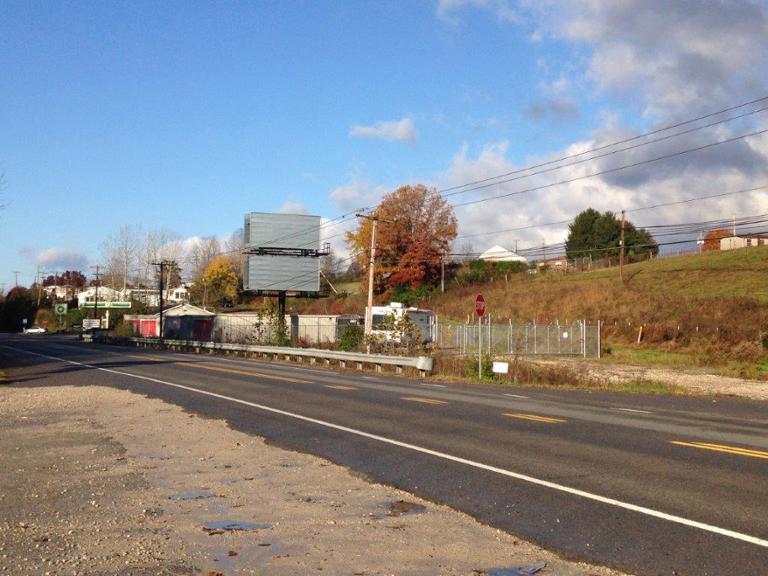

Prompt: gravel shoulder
[
  {"left": 0, "top": 384, "right": 632, "bottom": 576},
  {"left": 539, "top": 358, "right": 768, "bottom": 400}
]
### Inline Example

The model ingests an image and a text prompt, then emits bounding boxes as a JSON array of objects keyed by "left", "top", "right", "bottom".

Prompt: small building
[
  {"left": 720, "top": 234, "right": 768, "bottom": 251},
  {"left": 539, "top": 256, "right": 569, "bottom": 271},
  {"left": 124, "top": 304, "right": 214, "bottom": 340},
  {"left": 77, "top": 286, "right": 121, "bottom": 308},
  {"left": 478, "top": 245, "right": 528, "bottom": 264}
]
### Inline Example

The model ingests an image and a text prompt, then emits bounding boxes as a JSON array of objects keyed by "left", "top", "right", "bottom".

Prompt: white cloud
[
  {"left": 349, "top": 118, "right": 418, "bottom": 142},
  {"left": 279, "top": 202, "right": 309, "bottom": 215},
  {"left": 34, "top": 248, "right": 89, "bottom": 271},
  {"left": 329, "top": 177, "right": 390, "bottom": 213},
  {"left": 439, "top": 134, "right": 768, "bottom": 255},
  {"left": 538, "top": 0, "right": 768, "bottom": 121}
]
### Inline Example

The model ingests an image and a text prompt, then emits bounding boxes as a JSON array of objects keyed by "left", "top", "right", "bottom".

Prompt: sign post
[{"left": 475, "top": 294, "right": 486, "bottom": 379}]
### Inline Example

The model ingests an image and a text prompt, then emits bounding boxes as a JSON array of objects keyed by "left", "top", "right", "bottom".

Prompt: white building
[
  {"left": 478, "top": 245, "right": 528, "bottom": 264},
  {"left": 720, "top": 235, "right": 768, "bottom": 250},
  {"left": 77, "top": 286, "right": 121, "bottom": 308},
  {"left": 43, "top": 285, "right": 75, "bottom": 300}
]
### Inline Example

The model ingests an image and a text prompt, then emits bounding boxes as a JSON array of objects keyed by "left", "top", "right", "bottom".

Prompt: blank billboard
[{"left": 243, "top": 212, "right": 322, "bottom": 292}]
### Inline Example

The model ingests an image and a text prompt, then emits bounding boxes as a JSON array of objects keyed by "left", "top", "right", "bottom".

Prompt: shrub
[{"left": 338, "top": 324, "right": 363, "bottom": 351}]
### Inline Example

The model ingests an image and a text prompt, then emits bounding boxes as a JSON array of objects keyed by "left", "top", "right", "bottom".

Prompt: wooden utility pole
[
  {"left": 153, "top": 260, "right": 168, "bottom": 345},
  {"left": 619, "top": 210, "right": 626, "bottom": 283},
  {"left": 356, "top": 213, "right": 380, "bottom": 338},
  {"left": 441, "top": 250, "right": 445, "bottom": 294},
  {"left": 91, "top": 265, "right": 102, "bottom": 324}
]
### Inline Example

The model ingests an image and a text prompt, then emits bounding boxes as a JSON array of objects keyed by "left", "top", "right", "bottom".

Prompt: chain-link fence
[
  {"left": 212, "top": 313, "right": 364, "bottom": 346},
  {"left": 435, "top": 320, "right": 601, "bottom": 358}
]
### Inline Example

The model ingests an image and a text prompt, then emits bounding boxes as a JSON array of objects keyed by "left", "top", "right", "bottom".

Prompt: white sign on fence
[
  {"left": 492, "top": 361, "right": 509, "bottom": 374},
  {"left": 83, "top": 319, "right": 101, "bottom": 330}
]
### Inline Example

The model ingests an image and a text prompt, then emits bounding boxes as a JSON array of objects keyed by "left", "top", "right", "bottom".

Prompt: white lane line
[
  {"left": 615, "top": 408, "right": 654, "bottom": 414},
  {"left": 504, "top": 393, "right": 530, "bottom": 399},
  {"left": 8, "top": 345, "right": 768, "bottom": 550},
  {"left": 361, "top": 376, "right": 380, "bottom": 381},
  {"left": 420, "top": 383, "right": 447, "bottom": 388}
]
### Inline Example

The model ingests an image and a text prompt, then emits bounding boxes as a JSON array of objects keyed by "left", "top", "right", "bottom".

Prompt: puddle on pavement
[
  {"left": 387, "top": 500, "right": 427, "bottom": 517},
  {"left": 479, "top": 561, "right": 546, "bottom": 576},
  {"left": 202, "top": 520, "right": 272, "bottom": 534},
  {"left": 167, "top": 491, "right": 216, "bottom": 501}
]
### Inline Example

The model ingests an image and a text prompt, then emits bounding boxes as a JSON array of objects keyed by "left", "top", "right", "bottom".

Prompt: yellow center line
[
  {"left": 324, "top": 385, "right": 358, "bottom": 391},
  {"left": 670, "top": 440, "right": 768, "bottom": 460},
  {"left": 189, "top": 362, "right": 313, "bottom": 384},
  {"left": 126, "top": 354, "right": 167, "bottom": 362},
  {"left": 401, "top": 396, "right": 448, "bottom": 406},
  {"left": 504, "top": 412, "right": 567, "bottom": 424}
]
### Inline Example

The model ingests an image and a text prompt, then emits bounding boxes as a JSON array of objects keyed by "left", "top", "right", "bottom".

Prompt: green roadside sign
[
  {"left": 80, "top": 301, "right": 132, "bottom": 309},
  {"left": 54, "top": 303, "right": 68, "bottom": 315}
]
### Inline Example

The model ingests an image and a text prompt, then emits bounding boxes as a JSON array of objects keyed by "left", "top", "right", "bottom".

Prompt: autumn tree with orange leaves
[
  {"left": 346, "top": 185, "right": 457, "bottom": 298},
  {"left": 702, "top": 228, "right": 731, "bottom": 251}
]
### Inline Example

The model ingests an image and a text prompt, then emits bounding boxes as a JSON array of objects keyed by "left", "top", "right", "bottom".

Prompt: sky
[{"left": 2, "top": 0, "right": 768, "bottom": 290}]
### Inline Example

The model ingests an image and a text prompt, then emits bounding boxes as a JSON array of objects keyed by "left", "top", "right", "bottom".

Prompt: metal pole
[
  {"left": 478, "top": 313, "right": 482, "bottom": 379},
  {"left": 598, "top": 320, "right": 602, "bottom": 359},
  {"left": 620, "top": 209, "right": 625, "bottom": 283}
]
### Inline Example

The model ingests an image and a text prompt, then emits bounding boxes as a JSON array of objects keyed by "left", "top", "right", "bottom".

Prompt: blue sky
[{"left": 2, "top": 0, "right": 768, "bottom": 290}]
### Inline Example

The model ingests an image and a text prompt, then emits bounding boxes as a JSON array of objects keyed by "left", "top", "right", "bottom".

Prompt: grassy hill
[{"left": 297, "top": 246, "right": 768, "bottom": 375}]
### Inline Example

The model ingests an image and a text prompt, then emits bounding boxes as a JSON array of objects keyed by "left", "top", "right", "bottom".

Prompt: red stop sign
[{"left": 475, "top": 294, "right": 486, "bottom": 317}]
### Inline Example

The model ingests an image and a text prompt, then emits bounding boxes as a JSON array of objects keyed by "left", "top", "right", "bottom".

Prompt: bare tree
[
  {"left": 101, "top": 225, "right": 141, "bottom": 293},
  {"left": 190, "top": 236, "right": 221, "bottom": 281},
  {"left": 223, "top": 228, "right": 244, "bottom": 277},
  {"left": 138, "top": 228, "right": 183, "bottom": 289}
]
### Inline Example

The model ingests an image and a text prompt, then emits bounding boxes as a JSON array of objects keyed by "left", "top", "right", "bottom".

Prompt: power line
[
  {"left": 452, "top": 126, "right": 768, "bottom": 208},
  {"left": 441, "top": 103, "right": 768, "bottom": 200},
  {"left": 438, "top": 93, "right": 768, "bottom": 195}
]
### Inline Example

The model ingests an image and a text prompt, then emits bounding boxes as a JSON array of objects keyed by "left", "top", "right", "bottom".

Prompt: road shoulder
[{"left": 0, "top": 384, "right": 632, "bottom": 576}]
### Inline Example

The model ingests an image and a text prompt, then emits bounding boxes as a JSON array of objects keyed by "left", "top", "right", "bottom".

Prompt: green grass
[{"left": 605, "top": 346, "right": 698, "bottom": 369}]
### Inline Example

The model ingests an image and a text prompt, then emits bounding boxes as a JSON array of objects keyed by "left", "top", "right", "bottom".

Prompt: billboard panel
[{"left": 243, "top": 212, "right": 322, "bottom": 292}]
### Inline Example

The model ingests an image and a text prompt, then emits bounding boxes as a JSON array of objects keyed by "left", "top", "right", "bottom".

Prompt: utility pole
[
  {"left": 514, "top": 239, "right": 519, "bottom": 254},
  {"left": 91, "top": 265, "right": 102, "bottom": 325},
  {"left": 152, "top": 260, "right": 169, "bottom": 346},
  {"left": 441, "top": 250, "right": 446, "bottom": 294},
  {"left": 619, "top": 209, "right": 626, "bottom": 283},
  {"left": 356, "top": 213, "right": 383, "bottom": 339},
  {"left": 36, "top": 268, "right": 46, "bottom": 307},
  {"left": 13, "top": 271, "right": 19, "bottom": 287}
]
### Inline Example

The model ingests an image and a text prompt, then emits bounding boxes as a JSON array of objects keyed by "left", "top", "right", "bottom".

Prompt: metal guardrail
[{"left": 125, "top": 337, "right": 434, "bottom": 375}]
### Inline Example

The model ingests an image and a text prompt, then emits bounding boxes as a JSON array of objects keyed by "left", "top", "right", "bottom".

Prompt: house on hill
[{"left": 478, "top": 245, "right": 528, "bottom": 264}]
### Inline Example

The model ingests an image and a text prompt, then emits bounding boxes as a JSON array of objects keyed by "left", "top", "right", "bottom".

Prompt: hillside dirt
[
  {"left": 0, "top": 384, "right": 632, "bottom": 576},
  {"left": 537, "top": 358, "right": 768, "bottom": 400}
]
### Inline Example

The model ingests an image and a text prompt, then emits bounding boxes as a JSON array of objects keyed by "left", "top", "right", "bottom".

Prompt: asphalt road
[{"left": 2, "top": 334, "right": 767, "bottom": 576}]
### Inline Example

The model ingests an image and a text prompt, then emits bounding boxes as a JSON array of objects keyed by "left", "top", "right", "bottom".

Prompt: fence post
[
  {"left": 533, "top": 322, "right": 537, "bottom": 355},
  {"left": 597, "top": 320, "right": 601, "bottom": 359},
  {"left": 488, "top": 314, "right": 492, "bottom": 354},
  {"left": 582, "top": 319, "right": 587, "bottom": 358}
]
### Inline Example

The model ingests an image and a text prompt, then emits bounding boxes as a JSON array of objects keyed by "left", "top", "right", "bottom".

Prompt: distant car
[{"left": 24, "top": 327, "right": 46, "bottom": 334}]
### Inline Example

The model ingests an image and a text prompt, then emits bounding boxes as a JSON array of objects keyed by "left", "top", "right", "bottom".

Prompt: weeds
[{"left": 433, "top": 353, "right": 685, "bottom": 394}]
